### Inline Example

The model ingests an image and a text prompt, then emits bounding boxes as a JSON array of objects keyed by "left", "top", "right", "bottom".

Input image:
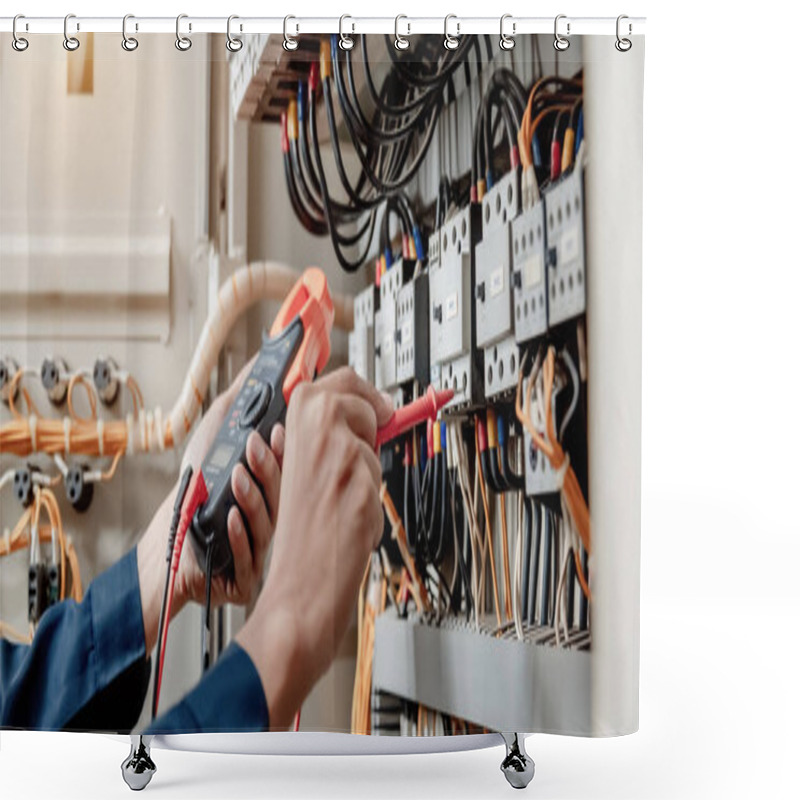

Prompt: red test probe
[{"left": 375, "top": 385, "right": 454, "bottom": 450}]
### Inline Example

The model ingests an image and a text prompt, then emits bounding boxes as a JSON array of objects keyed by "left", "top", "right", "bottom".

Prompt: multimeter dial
[{"left": 239, "top": 383, "right": 272, "bottom": 429}]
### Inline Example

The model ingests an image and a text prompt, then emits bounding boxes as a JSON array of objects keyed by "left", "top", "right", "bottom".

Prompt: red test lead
[{"left": 375, "top": 386, "right": 454, "bottom": 450}]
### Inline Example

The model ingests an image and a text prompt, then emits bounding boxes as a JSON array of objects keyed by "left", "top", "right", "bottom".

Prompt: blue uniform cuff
[{"left": 147, "top": 643, "right": 269, "bottom": 734}]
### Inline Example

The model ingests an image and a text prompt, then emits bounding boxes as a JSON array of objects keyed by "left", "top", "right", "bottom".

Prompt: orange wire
[{"left": 475, "top": 427, "right": 502, "bottom": 628}]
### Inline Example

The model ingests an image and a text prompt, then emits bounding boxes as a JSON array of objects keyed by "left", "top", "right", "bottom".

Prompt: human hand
[
  {"left": 137, "top": 360, "right": 285, "bottom": 655},
  {"left": 236, "top": 367, "right": 393, "bottom": 728}
]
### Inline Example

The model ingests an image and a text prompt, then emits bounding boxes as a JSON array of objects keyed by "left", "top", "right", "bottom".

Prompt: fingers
[
  {"left": 247, "top": 432, "right": 281, "bottom": 520},
  {"left": 270, "top": 424, "right": 286, "bottom": 467},
  {"left": 227, "top": 504, "right": 253, "bottom": 596},
  {"left": 316, "top": 367, "right": 395, "bottom": 426},
  {"left": 357, "top": 439, "right": 382, "bottom": 491},
  {"left": 336, "top": 395, "right": 380, "bottom": 447},
  {"left": 231, "top": 462, "right": 270, "bottom": 582}
]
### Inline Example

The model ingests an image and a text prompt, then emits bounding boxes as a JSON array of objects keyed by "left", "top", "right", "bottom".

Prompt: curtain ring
[
  {"left": 283, "top": 15, "right": 299, "bottom": 51},
  {"left": 122, "top": 15, "right": 139, "bottom": 52},
  {"left": 615, "top": 15, "right": 632, "bottom": 52},
  {"left": 339, "top": 15, "right": 355, "bottom": 51},
  {"left": 63, "top": 14, "right": 80, "bottom": 52},
  {"left": 499, "top": 14, "right": 515, "bottom": 51},
  {"left": 226, "top": 15, "right": 243, "bottom": 53},
  {"left": 175, "top": 14, "right": 192, "bottom": 51},
  {"left": 443, "top": 14, "right": 460, "bottom": 51},
  {"left": 394, "top": 15, "right": 410, "bottom": 51},
  {"left": 12, "top": 15, "right": 29, "bottom": 52},
  {"left": 553, "top": 14, "right": 570, "bottom": 51}
]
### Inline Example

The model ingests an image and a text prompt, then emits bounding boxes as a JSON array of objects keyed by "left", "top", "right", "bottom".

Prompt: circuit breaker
[
  {"left": 474, "top": 171, "right": 521, "bottom": 398},
  {"left": 375, "top": 260, "right": 413, "bottom": 392},
  {"left": 348, "top": 285, "right": 376, "bottom": 384},
  {"left": 511, "top": 199, "right": 549, "bottom": 344},
  {"left": 396, "top": 273, "right": 429, "bottom": 386},
  {"left": 544, "top": 169, "right": 586, "bottom": 327},
  {"left": 428, "top": 206, "right": 482, "bottom": 408}
]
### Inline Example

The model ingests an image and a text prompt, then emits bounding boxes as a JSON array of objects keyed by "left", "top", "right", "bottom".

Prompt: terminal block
[
  {"left": 511, "top": 199, "right": 549, "bottom": 344},
  {"left": 428, "top": 206, "right": 482, "bottom": 409},
  {"left": 374, "top": 260, "right": 414, "bottom": 392},
  {"left": 544, "top": 169, "right": 586, "bottom": 327},
  {"left": 474, "top": 171, "right": 521, "bottom": 398},
  {"left": 348, "top": 285, "right": 377, "bottom": 384},
  {"left": 522, "top": 373, "right": 565, "bottom": 498},
  {"left": 396, "top": 272, "right": 429, "bottom": 386},
  {"left": 28, "top": 563, "right": 48, "bottom": 624}
]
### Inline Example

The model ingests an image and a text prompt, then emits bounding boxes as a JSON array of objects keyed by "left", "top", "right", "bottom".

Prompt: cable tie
[
  {"left": 154, "top": 407, "right": 165, "bottom": 452},
  {"left": 95, "top": 418, "right": 104, "bottom": 456},
  {"left": 552, "top": 452, "right": 571, "bottom": 491},
  {"left": 138, "top": 411, "right": 147, "bottom": 452},
  {"left": 28, "top": 415, "right": 37, "bottom": 452},
  {"left": 126, "top": 413, "right": 135, "bottom": 456},
  {"left": 61, "top": 417, "right": 71, "bottom": 455}
]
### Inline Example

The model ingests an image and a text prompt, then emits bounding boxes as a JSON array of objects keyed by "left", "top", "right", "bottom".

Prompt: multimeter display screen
[{"left": 208, "top": 442, "right": 236, "bottom": 471}]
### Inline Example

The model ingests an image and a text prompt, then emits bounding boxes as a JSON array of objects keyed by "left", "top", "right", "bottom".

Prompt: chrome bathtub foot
[
  {"left": 500, "top": 732, "right": 535, "bottom": 789},
  {"left": 121, "top": 734, "right": 156, "bottom": 791}
]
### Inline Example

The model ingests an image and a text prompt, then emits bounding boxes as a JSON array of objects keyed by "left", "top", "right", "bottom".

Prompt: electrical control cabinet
[
  {"left": 396, "top": 273, "right": 429, "bottom": 386},
  {"left": 348, "top": 285, "right": 376, "bottom": 384},
  {"left": 544, "top": 169, "right": 586, "bottom": 327},
  {"left": 429, "top": 206, "right": 482, "bottom": 408},
  {"left": 474, "top": 171, "right": 521, "bottom": 398},
  {"left": 511, "top": 199, "right": 549, "bottom": 344}
]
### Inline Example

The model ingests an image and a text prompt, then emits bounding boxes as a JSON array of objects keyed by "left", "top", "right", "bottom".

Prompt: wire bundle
[{"left": 283, "top": 36, "right": 492, "bottom": 271}]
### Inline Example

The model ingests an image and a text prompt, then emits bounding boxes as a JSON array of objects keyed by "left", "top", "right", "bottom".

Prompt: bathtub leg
[
  {"left": 121, "top": 734, "right": 157, "bottom": 791},
  {"left": 500, "top": 733, "right": 535, "bottom": 789}
]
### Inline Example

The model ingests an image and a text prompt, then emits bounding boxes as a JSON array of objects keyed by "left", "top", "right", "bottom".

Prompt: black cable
[
  {"left": 201, "top": 541, "right": 214, "bottom": 673},
  {"left": 308, "top": 81, "right": 377, "bottom": 272},
  {"left": 528, "top": 502, "right": 541, "bottom": 625},
  {"left": 151, "top": 465, "right": 193, "bottom": 721}
]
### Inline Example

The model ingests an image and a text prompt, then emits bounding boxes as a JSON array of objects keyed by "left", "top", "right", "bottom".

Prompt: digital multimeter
[{"left": 189, "top": 268, "right": 334, "bottom": 580}]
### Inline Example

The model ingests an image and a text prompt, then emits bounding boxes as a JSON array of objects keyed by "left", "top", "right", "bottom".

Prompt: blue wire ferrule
[
  {"left": 532, "top": 133, "right": 542, "bottom": 169},
  {"left": 412, "top": 226, "right": 425, "bottom": 261}
]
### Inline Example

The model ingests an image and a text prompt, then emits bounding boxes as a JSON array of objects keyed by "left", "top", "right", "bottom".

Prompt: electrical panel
[
  {"left": 428, "top": 206, "right": 482, "bottom": 408},
  {"left": 348, "top": 285, "right": 376, "bottom": 384},
  {"left": 474, "top": 171, "right": 522, "bottom": 398},
  {"left": 511, "top": 199, "right": 549, "bottom": 344},
  {"left": 544, "top": 170, "right": 586, "bottom": 327}
]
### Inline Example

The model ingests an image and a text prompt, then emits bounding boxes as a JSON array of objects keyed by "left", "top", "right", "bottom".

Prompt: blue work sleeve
[
  {"left": 0, "top": 548, "right": 149, "bottom": 731},
  {"left": 146, "top": 642, "right": 269, "bottom": 734}
]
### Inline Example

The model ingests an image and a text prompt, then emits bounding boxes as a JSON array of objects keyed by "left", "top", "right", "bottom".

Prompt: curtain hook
[
  {"left": 122, "top": 15, "right": 139, "bottom": 52},
  {"left": 553, "top": 14, "right": 570, "bottom": 51},
  {"left": 12, "top": 15, "right": 29, "bottom": 52},
  {"left": 443, "top": 14, "right": 460, "bottom": 51},
  {"left": 499, "top": 14, "right": 516, "bottom": 51},
  {"left": 63, "top": 14, "right": 80, "bottom": 52},
  {"left": 339, "top": 15, "right": 355, "bottom": 51},
  {"left": 175, "top": 14, "right": 192, "bottom": 51},
  {"left": 283, "top": 15, "right": 299, "bottom": 51},
  {"left": 394, "top": 15, "right": 410, "bottom": 51},
  {"left": 227, "top": 15, "right": 243, "bottom": 53},
  {"left": 615, "top": 15, "right": 632, "bottom": 52}
]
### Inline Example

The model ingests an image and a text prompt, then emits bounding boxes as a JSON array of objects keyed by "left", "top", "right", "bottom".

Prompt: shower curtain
[{"left": 0, "top": 25, "right": 644, "bottom": 744}]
